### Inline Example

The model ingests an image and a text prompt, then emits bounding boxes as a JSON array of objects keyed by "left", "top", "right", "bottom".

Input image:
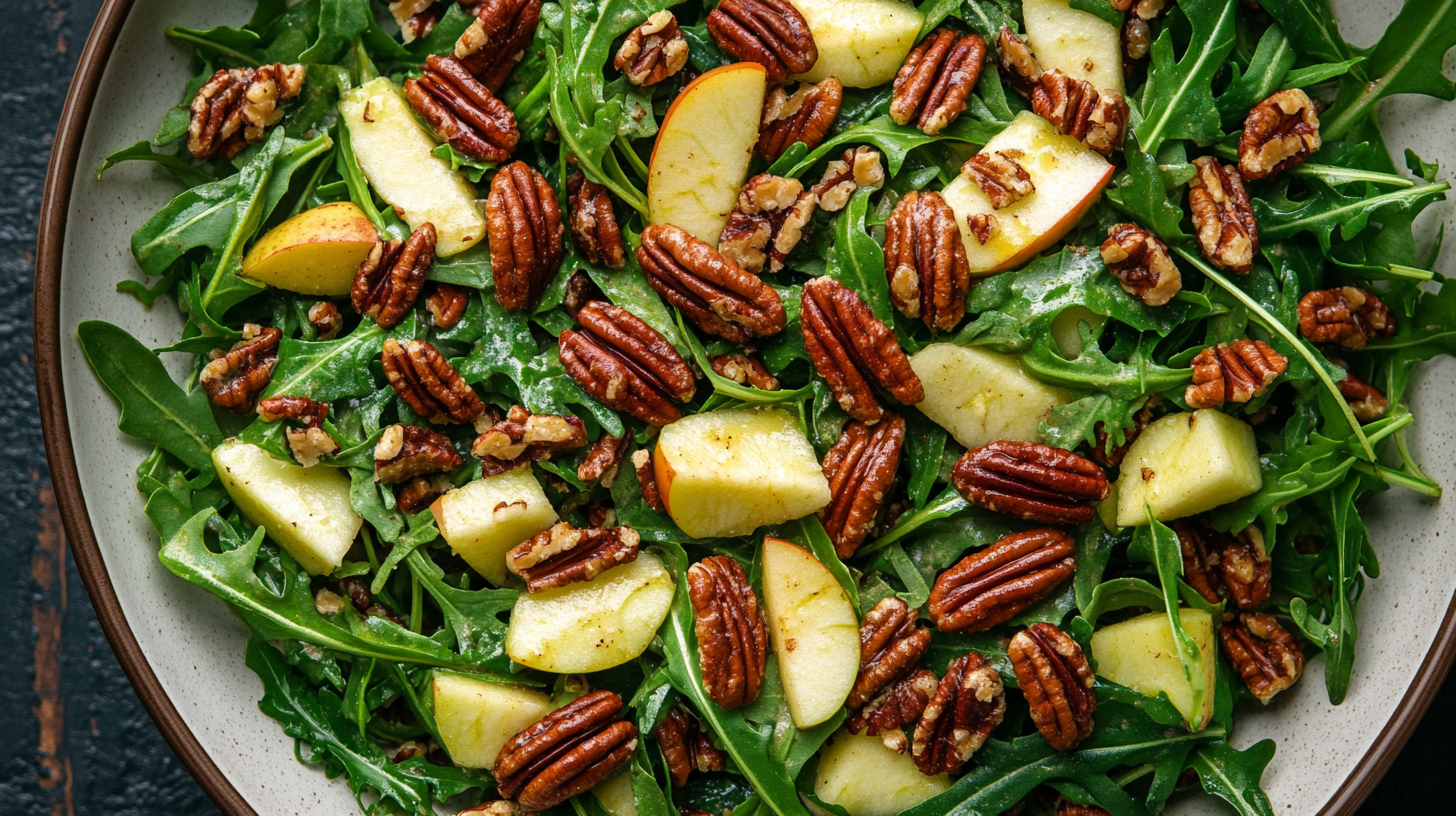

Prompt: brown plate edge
[{"left": 32, "top": 0, "right": 259, "bottom": 814}]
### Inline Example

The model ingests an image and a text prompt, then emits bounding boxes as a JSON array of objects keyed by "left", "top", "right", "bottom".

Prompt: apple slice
[
  {"left": 592, "top": 771, "right": 638, "bottom": 816},
  {"left": 339, "top": 77, "right": 486, "bottom": 256},
  {"left": 241, "top": 202, "right": 379, "bottom": 296},
  {"left": 1115, "top": 410, "right": 1262, "bottom": 527},
  {"left": 942, "top": 111, "right": 1114, "bottom": 274},
  {"left": 760, "top": 537, "right": 859, "bottom": 728},
  {"left": 212, "top": 439, "right": 361, "bottom": 575},
  {"left": 648, "top": 63, "right": 766, "bottom": 245},
  {"left": 1090, "top": 608, "right": 1217, "bottom": 729},
  {"left": 430, "top": 673, "right": 553, "bottom": 768},
  {"left": 910, "top": 343, "right": 1073, "bottom": 449},
  {"left": 432, "top": 468, "right": 559, "bottom": 586},
  {"left": 815, "top": 729, "right": 951, "bottom": 816},
  {"left": 788, "top": 0, "right": 923, "bottom": 88},
  {"left": 1023, "top": 0, "right": 1125, "bottom": 96}
]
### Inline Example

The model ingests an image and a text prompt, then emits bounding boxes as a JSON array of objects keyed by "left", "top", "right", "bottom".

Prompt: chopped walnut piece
[
  {"left": 1239, "top": 89, "right": 1321, "bottom": 180},
  {"left": 962, "top": 151, "right": 1035, "bottom": 210},
  {"left": 308, "top": 301, "right": 343, "bottom": 339},
  {"left": 1189, "top": 157, "right": 1258, "bottom": 274},
  {"left": 811, "top": 147, "right": 886, "bottom": 213},
  {"left": 615, "top": 11, "right": 690, "bottom": 87},
  {"left": 472, "top": 405, "right": 588, "bottom": 477},
  {"left": 1185, "top": 339, "right": 1288, "bottom": 409},
  {"left": 1298, "top": 287, "right": 1394, "bottom": 350},
  {"left": 1100, "top": 223, "right": 1181, "bottom": 306},
  {"left": 758, "top": 78, "right": 843, "bottom": 162},
  {"left": 966, "top": 213, "right": 997, "bottom": 245},
  {"left": 258, "top": 396, "right": 337, "bottom": 467},
  {"left": 286, "top": 427, "right": 340, "bottom": 468},
  {"left": 390, "top": 0, "right": 441, "bottom": 43},
  {"left": 710, "top": 353, "right": 780, "bottom": 391},
  {"left": 718, "top": 174, "right": 817, "bottom": 275},
  {"left": 187, "top": 64, "right": 306, "bottom": 160}
]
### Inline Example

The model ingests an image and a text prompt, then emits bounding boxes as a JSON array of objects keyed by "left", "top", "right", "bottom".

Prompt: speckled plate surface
[{"left": 33, "top": 1, "right": 1456, "bottom": 814}]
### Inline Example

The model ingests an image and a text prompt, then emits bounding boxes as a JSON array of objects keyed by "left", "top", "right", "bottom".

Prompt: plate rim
[{"left": 28, "top": 1, "right": 1456, "bottom": 814}]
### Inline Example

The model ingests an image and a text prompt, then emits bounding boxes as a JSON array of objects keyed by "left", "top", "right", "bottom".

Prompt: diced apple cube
[
  {"left": 787, "top": 0, "right": 924, "bottom": 88},
  {"left": 1116, "top": 410, "right": 1262, "bottom": 527},
  {"left": 430, "top": 673, "right": 553, "bottom": 768},
  {"left": 1090, "top": 608, "right": 1217, "bottom": 729},
  {"left": 815, "top": 729, "right": 951, "bottom": 816},
  {"left": 432, "top": 468, "right": 558, "bottom": 586},
  {"left": 241, "top": 202, "right": 379, "bottom": 296},
  {"left": 910, "top": 343, "right": 1072, "bottom": 449},
  {"left": 761, "top": 537, "right": 860, "bottom": 728},
  {"left": 212, "top": 439, "right": 361, "bottom": 575},
  {"left": 1023, "top": 0, "right": 1125, "bottom": 96}
]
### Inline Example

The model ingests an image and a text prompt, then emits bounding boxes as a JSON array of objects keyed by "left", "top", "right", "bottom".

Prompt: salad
[{"left": 81, "top": 0, "right": 1456, "bottom": 815}]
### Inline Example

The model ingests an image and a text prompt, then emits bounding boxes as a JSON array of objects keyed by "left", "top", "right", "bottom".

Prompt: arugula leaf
[
  {"left": 1069, "top": 0, "right": 1124, "bottom": 27},
  {"left": 1255, "top": 178, "right": 1451, "bottom": 252},
  {"left": 1136, "top": 0, "right": 1238, "bottom": 153},
  {"left": 1290, "top": 475, "right": 1368, "bottom": 704},
  {"left": 1258, "top": 0, "right": 1362, "bottom": 74},
  {"left": 1322, "top": 0, "right": 1456, "bottom": 139},
  {"left": 775, "top": 115, "right": 1003, "bottom": 180},
  {"left": 958, "top": 0, "right": 1020, "bottom": 41},
  {"left": 1021, "top": 331, "right": 1190, "bottom": 399},
  {"left": 1282, "top": 56, "right": 1365, "bottom": 89},
  {"left": 1217, "top": 24, "right": 1296, "bottom": 126},
  {"left": 1107, "top": 139, "right": 1189, "bottom": 241},
  {"left": 1188, "top": 740, "right": 1278, "bottom": 816},
  {"left": 1128, "top": 512, "right": 1208, "bottom": 728},
  {"left": 826, "top": 188, "right": 894, "bottom": 324},
  {"left": 406, "top": 548, "right": 519, "bottom": 676},
  {"left": 298, "top": 0, "right": 370, "bottom": 64},
  {"left": 860, "top": 483, "right": 973, "bottom": 556},
  {"left": 263, "top": 319, "right": 388, "bottom": 402},
  {"left": 97, "top": 141, "right": 215, "bottom": 187}
]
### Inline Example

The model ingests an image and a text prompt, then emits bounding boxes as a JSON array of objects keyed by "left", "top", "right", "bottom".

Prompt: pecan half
[
  {"left": 396, "top": 475, "right": 449, "bottom": 514},
  {"left": 405, "top": 56, "right": 519, "bottom": 163},
  {"left": 997, "top": 29, "right": 1043, "bottom": 99},
  {"left": 688, "top": 556, "right": 767, "bottom": 710},
  {"left": 952, "top": 442, "right": 1108, "bottom": 525},
  {"left": 389, "top": 0, "right": 442, "bottom": 43},
  {"left": 1189, "top": 157, "right": 1258, "bottom": 274},
  {"left": 1185, "top": 339, "right": 1288, "bottom": 409},
  {"left": 1298, "top": 287, "right": 1394, "bottom": 350},
  {"left": 822, "top": 415, "right": 906, "bottom": 559},
  {"left": 308, "top": 301, "right": 343, "bottom": 340},
  {"left": 427, "top": 283, "right": 470, "bottom": 329},
  {"left": 494, "top": 690, "right": 638, "bottom": 811},
  {"left": 718, "top": 174, "right": 817, "bottom": 275},
  {"left": 758, "top": 78, "right": 843, "bottom": 162},
  {"left": 963, "top": 151, "right": 1035, "bottom": 210},
  {"left": 1239, "top": 89, "right": 1321, "bottom": 181},
  {"left": 381, "top": 338, "right": 487, "bottom": 424},
  {"left": 706, "top": 0, "right": 818, "bottom": 82},
  {"left": 892, "top": 30, "right": 986, "bottom": 135},
  {"left": 559, "top": 301, "right": 697, "bottom": 426},
  {"left": 568, "top": 171, "right": 627, "bottom": 270},
  {"left": 506, "top": 522, "right": 641, "bottom": 592},
  {"left": 1335, "top": 365, "right": 1389, "bottom": 422},
  {"left": 1100, "top": 223, "right": 1181, "bottom": 306},
  {"left": 928, "top": 528, "right": 1076, "bottom": 633},
  {"left": 562, "top": 270, "right": 605, "bottom": 318},
  {"left": 850, "top": 597, "right": 932, "bottom": 709},
  {"left": 259, "top": 396, "right": 337, "bottom": 467},
  {"left": 454, "top": 0, "right": 542, "bottom": 91},
  {"left": 473, "top": 405, "right": 588, "bottom": 477},
  {"left": 578, "top": 434, "right": 627, "bottom": 485},
  {"left": 1222, "top": 525, "right": 1272, "bottom": 611},
  {"left": 884, "top": 191, "right": 971, "bottom": 331},
  {"left": 615, "top": 11, "right": 690, "bottom": 87},
  {"left": 654, "top": 708, "right": 725, "bottom": 787},
  {"left": 711, "top": 353, "right": 780, "bottom": 390},
  {"left": 488, "top": 161, "right": 565, "bottom": 311},
  {"left": 911, "top": 653, "right": 1005, "bottom": 775},
  {"left": 638, "top": 223, "right": 787, "bottom": 342},
  {"left": 1175, "top": 519, "right": 1225, "bottom": 606},
  {"left": 1009, "top": 623, "right": 1095, "bottom": 752},
  {"left": 200, "top": 325, "right": 281, "bottom": 413},
  {"left": 1112, "top": 0, "right": 1168, "bottom": 16},
  {"left": 187, "top": 63, "right": 305, "bottom": 160},
  {"left": 633, "top": 449, "right": 667, "bottom": 511},
  {"left": 848, "top": 668, "right": 939, "bottom": 753},
  {"left": 1032, "top": 70, "right": 1128, "bottom": 157},
  {"left": 801, "top": 277, "right": 925, "bottom": 424},
  {"left": 1220, "top": 612, "right": 1304, "bottom": 704},
  {"left": 374, "top": 423, "right": 463, "bottom": 484},
  {"left": 352, "top": 223, "right": 436, "bottom": 329},
  {"left": 811, "top": 147, "right": 886, "bottom": 213}
]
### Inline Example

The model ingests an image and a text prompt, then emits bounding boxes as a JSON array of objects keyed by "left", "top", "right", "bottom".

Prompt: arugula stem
[
  {"left": 1386, "top": 264, "right": 1438, "bottom": 282},
  {"left": 388, "top": 662, "right": 442, "bottom": 746},
  {"left": 1110, "top": 762, "right": 1156, "bottom": 787},
  {"left": 289, "top": 146, "right": 336, "bottom": 218},
  {"left": 859, "top": 486, "right": 970, "bottom": 557},
  {"left": 410, "top": 574, "right": 423, "bottom": 633},
  {"left": 164, "top": 27, "right": 261, "bottom": 66},
  {"left": 515, "top": 71, "right": 551, "bottom": 118},
  {"left": 616, "top": 136, "right": 650, "bottom": 184},
  {"left": 353, "top": 658, "right": 374, "bottom": 738},
  {"left": 1395, "top": 426, "right": 1440, "bottom": 493},
  {"left": 1352, "top": 461, "right": 1443, "bottom": 497},
  {"left": 1213, "top": 143, "right": 1416, "bottom": 187}
]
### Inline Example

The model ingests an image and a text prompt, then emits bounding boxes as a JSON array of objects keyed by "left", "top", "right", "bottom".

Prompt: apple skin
[
  {"left": 241, "top": 202, "right": 379, "bottom": 296},
  {"left": 760, "top": 536, "right": 860, "bottom": 728},
  {"left": 648, "top": 62, "right": 767, "bottom": 245}
]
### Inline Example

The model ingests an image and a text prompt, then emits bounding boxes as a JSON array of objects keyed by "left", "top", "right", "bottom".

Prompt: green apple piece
[
  {"left": 240, "top": 201, "right": 379, "bottom": 296},
  {"left": 655, "top": 407, "right": 831, "bottom": 539},
  {"left": 760, "top": 537, "right": 859, "bottom": 728},
  {"left": 909, "top": 343, "right": 1073, "bottom": 449},
  {"left": 212, "top": 439, "right": 361, "bottom": 576},
  {"left": 1023, "top": 0, "right": 1124, "bottom": 96},
  {"left": 814, "top": 729, "right": 951, "bottom": 816},
  {"left": 339, "top": 77, "right": 486, "bottom": 256},
  {"left": 1090, "top": 608, "right": 1217, "bottom": 729},
  {"left": 431, "top": 672, "right": 553, "bottom": 768},
  {"left": 505, "top": 552, "right": 675, "bottom": 673},
  {"left": 787, "top": 0, "right": 924, "bottom": 88},
  {"left": 592, "top": 770, "right": 637, "bottom": 816},
  {"left": 1116, "top": 410, "right": 1262, "bottom": 527},
  {"left": 432, "top": 468, "right": 558, "bottom": 586}
]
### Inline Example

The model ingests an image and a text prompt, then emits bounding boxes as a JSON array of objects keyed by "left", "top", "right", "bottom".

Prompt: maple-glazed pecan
[
  {"left": 488, "top": 161, "right": 565, "bottom": 311},
  {"left": 562, "top": 270, "right": 605, "bottom": 318},
  {"left": 200, "top": 325, "right": 281, "bottom": 413},
  {"left": 1239, "top": 89, "right": 1321, "bottom": 181},
  {"left": 494, "top": 689, "right": 638, "bottom": 810},
  {"left": 506, "top": 522, "right": 641, "bottom": 592},
  {"left": 1298, "top": 287, "right": 1394, "bottom": 350},
  {"left": 706, "top": 0, "right": 818, "bottom": 82},
  {"left": 1222, "top": 524, "right": 1272, "bottom": 611},
  {"left": 259, "top": 396, "right": 338, "bottom": 467},
  {"left": 1335, "top": 365, "right": 1389, "bottom": 422},
  {"left": 405, "top": 56, "right": 519, "bottom": 163},
  {"left": 427, "top": 283, "right": 470, "bottom": 329},
  {"left": 1111, "top": 0, "right": 1168, "bottom": 16},
  {"left": 848, "top": 668, "right": 939, "bottom": 753},
  {"left": 1220, "top": 612, "right": 1304, "bottom": 704},
  {"left": 308, "top": 301, "right": 343, "bottom": 340},
  {"left": 374, "top": 423, "right": 463, "bottom": 484},
  {"left": 850, "top": 597, "right": 932, "bottom": 709},
  {"left": 952, "top": 442, "right": 1108, "bottom": 525},
  {"left": 711, "top": 353, "right": 780, "bottom": 391},
  {"left": 892, "top": 30, "right": 986, "bottom": 135},
  {"left": 578, "top": 434, "right": 628, "bottom": 485},
  {"left": 928, "top": 528, "right": 1076, "bottom": 633},
  {"left": 638, "top": 223, "right": 787, "bottom": 342},
  {"left": 822, "top": 415, "right": 906, "bottom": 559},
  {"left": 963, "top": 151, "right": 1035, "bottom": 210},
  {"left": 187, "top": 63, "right": 305, "bottom": 160},
  {"left": 396, "top": 475, "right": 449, "bottom": 514},
  {"left": 1185, "top": 339, "right": 1288, "bottom": 409},
  {"left": 1174, "top": 519, "right": 1225, "bottom": 607},
  {"left": 653, "top": 708, "right": 725, "bottom": 787},
  {"left": 352, "top": 223, "right": 435, "bottom": 329},
  {"left": 801, "top": 277, "right": 925, "bottom": 424},
  {"left": 966, "top": 213, "right": 998, "bottom": 245},
  {"left": 997, "top": 28, "right": 1043, "bottom": 99},
  {"left": 381, "top": 338, "right": 486, "bottom": 424},
  {"left": 911, "top": 653, "right": 1005, "bottom": 775},
  {"left": 688, "top": 555, "right": 767, "bottom": 710},
  {"left": 454, "top": 0, "right": 542, "bottom": 91},
  {"left": 632, "top": 449, "right": 667, "bottom": 512},
  {"left": 615, "top": 11, "right": 690, "bottom": 87},
  {"left": 559, "top": 301, "right": 697, "bottom": 426},
  {"left": 473, "top": 405, "right": 588, "bottom": 477},
  {"left": 1100, "top": 222, "right": 1181, "bottom": 306},
  {"left": 1188, "top": 157, "right": 1259, "bottom": 275},
  {"left": 757, "top": 78, "right": 843, "bottom": 162},
  {"left": 1086, "top": 396, "right": 1158, "bottom": 468},
  {"left": 884, "top": 191, "right": 971, "bottom": 331},
  {"left": 1032, "top": 70, "right": 1128, "bottom": 157},
  {"left": 1009, "top": 623, "right": 1095, "bottom": 752},
  {"left": 718, "top": 174, "right": 817, "bottom": 275},
  {"left": 568, "top": 171, "right": 627, "bottom": 270},
  {"left": 812, "top": 147, "right": 886, "bottom": 213}
]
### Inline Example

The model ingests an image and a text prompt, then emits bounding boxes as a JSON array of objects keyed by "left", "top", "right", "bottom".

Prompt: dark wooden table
[{"left": 5, "top": 1, "right": 1448, "bottom": 813}]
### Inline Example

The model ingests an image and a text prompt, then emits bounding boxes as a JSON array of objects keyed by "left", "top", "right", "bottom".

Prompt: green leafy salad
[{"left": 82, "top": 0, "right": 1456, "bottom": 814}]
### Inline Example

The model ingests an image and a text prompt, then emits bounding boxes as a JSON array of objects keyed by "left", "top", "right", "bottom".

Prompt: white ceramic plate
[{"left": 34, "top": 1, "right": 1456, "bottom": 814}]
